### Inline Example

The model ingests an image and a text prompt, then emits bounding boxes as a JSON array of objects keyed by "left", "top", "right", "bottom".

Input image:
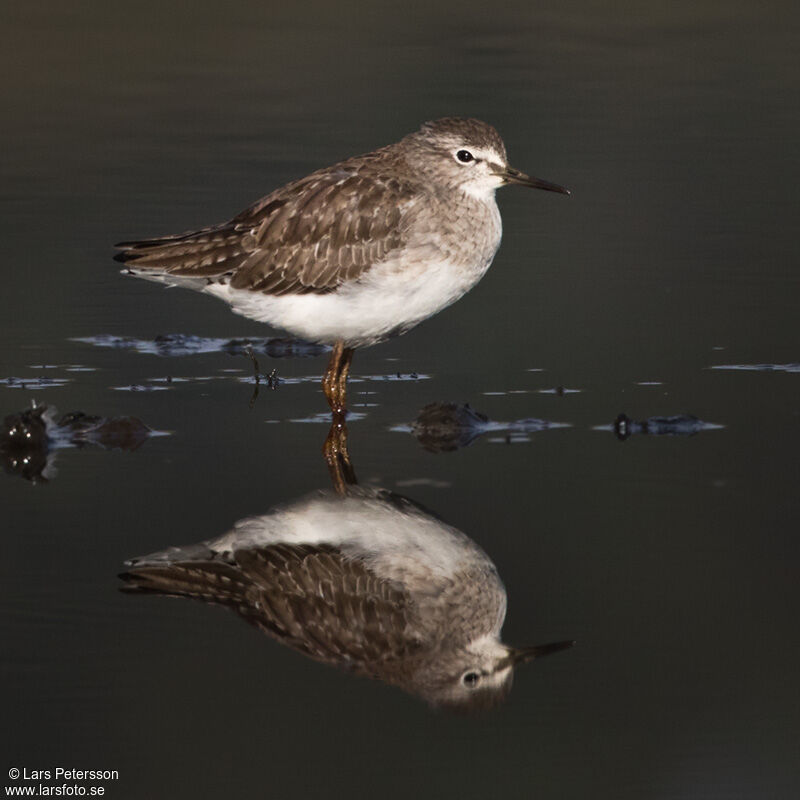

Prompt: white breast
[
  {"left": 220, "top": 260, "right": 487, "bottom": 348},
  {"left": 206, "top": 194, "right": 503, "bottom": 348}
]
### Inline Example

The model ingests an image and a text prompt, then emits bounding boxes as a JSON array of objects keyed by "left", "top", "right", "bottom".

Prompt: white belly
[
  {"left": 205, "top": 251, "right": 497, "bottom": 348},
  {"left": 208, "top": 490, "right": 492, "bottom": 588}
]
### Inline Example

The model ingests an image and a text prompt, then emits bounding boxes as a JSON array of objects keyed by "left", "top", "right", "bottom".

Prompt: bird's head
[
  {"left": 416, "top": 634, "right": 574, "bottom": 712},
  {"left": 403, "top": 117, "right": 569, "bottom": 200}
]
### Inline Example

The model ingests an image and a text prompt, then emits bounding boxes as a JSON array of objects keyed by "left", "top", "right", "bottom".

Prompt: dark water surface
[{"left": 2, "top": 1, "right": 798, "bottom": 798}]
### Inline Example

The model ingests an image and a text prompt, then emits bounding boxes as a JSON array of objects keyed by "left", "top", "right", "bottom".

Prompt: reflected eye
[
  {"left": 455, "top": 149, "right": 474, "bottom": 164},
  {"left": 461, "top": 671, "right": 481, "bottom": 688}
]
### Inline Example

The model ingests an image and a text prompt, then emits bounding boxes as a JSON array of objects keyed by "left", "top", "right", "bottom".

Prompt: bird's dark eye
[
  {"left": 462, "top": 671, "right": 481, "bottom": 688},
  {"left": 456, "top": 149, "right": 474, "bottom": 163}
]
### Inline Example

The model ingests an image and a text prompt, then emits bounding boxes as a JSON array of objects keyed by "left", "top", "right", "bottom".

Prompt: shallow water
[{"left": 2, "top": 1, "right": 798, "bottom": 798}]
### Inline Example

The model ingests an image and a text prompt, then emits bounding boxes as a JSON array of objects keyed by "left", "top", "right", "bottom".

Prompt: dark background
[{"left": 1, "top": 1, "right": 798, "bottom": 797}]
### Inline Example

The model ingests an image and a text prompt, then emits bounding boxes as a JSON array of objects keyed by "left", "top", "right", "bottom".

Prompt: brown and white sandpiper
[
  {"left": 115, "top": 118, "right": 569, "bottom": 414},
  {"left": 121, "top": 485, "right": 573, "bottom": 710}
]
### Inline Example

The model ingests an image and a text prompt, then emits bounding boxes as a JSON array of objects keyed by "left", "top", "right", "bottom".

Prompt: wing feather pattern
[
  {"left": 121, "top": 543, "right": 422, "bottom": 675},
  {"left": 115, "top": 154, "right": 418, "bottom": 296}
]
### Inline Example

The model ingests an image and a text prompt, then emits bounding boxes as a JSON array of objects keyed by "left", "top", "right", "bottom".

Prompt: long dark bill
[
  {"left": 503, "top": 166, "right": 570, "bottom": 195},
  {"left": 511, "top": 639, "right": 575, "bottom": 665}
]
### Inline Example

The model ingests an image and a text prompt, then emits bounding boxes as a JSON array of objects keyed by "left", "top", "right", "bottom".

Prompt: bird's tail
[
  {"left": 120, "top": 545, "right": 251, "bottom": 611},
  {"left": 114, "top": 223, "right": 251, "bottom": 281}
]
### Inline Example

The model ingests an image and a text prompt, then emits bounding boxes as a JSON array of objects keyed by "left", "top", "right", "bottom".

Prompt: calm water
[{"left": 2, "top": 1, "right": 798, "bottom": 798}]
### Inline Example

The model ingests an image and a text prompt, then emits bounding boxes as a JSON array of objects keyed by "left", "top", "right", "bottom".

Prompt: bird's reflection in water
[{"left": 121, "top": 420, "right": 572, "bottom": 711}]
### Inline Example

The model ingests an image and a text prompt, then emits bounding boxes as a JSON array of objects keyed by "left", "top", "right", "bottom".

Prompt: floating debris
[
  {"left": 282, "top": 411, "right": 368, "bottom": 424},
  {"left": 394, "top": 402, "right": 570, "bottom": 452},
  {"left": 26, "top": 364, "right": 94, "bottom": 372},
  {"left": 594, "top": 413, "right": 725, "bottom": 441},
  {"left": 0, "top": 377, "right": 71, "bottom": 390},
  {"left": 55, "top": 411, "right": 160, "bottom": 450},
  {"left": 238, "top": 374, "right": 319, "bottom": 387},
  {"left": 111, "top": 384, "right": 173, "bottom": 392},
  {"left": 404, "top": 403, "right": 490, "bottom": 451},
  {"left": 358, "top": 372, "right": 429, "bottom": 382},
  {"left": 710, "top": 363, "right": 800, "bottom": 373},
  {"left": 1, "top": 403, "right": 164, "bottom": 483},
  {"left": 239, "top": 372, "right": 430, "bottom": 387},
  {"left": 0, "top": 405, "right": 53, "bottom": 480},
  {"left": 72, "top": 333, "right": 326, "bottom": 359},
  {"left": 538, "top": 387, "right": 583, "bottom": 395}
]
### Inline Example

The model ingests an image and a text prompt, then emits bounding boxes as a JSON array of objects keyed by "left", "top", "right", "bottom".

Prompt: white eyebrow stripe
[{"left": 463, "top": 147, "right": 503, "bottom": 163}]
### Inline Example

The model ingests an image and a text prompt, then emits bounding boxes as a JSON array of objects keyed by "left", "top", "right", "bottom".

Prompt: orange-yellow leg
[{"left": 322, "top": 341, "right": 354, "bottom": 418}]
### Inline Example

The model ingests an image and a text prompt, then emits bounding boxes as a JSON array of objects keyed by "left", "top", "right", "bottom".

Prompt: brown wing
[
  {"left": 114, "top": 155, "right": 417, "bottom": 295},
  {"left": 120, "top": 543, "right": 423, "bottom": 674}
]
